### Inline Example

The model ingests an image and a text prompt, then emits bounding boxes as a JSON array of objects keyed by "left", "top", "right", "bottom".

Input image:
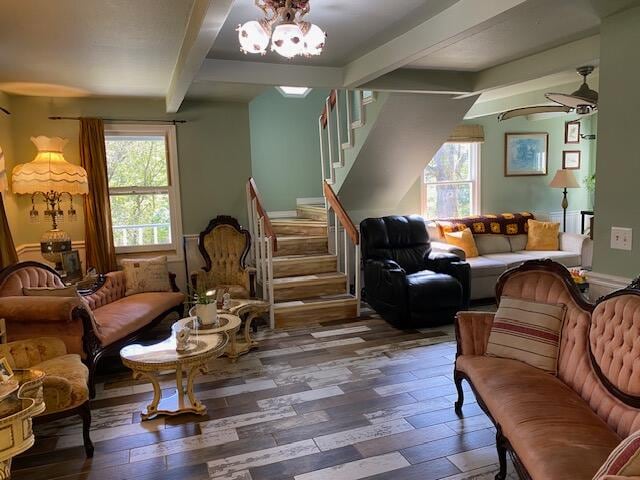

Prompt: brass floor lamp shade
[
  {"left": 549, "top": 169, "right": 580, "bottom": 232},
  {"left": 11, "top": 136, "right": 88, "bottom": 270}
]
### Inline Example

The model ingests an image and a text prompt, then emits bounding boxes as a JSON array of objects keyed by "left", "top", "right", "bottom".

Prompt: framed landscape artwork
[
  {"left": 565, "top": 120, "right": 581, "bottom": 144},
  {"left": 563, "top": 150, "right": 581, "bottom": 169},
  {"left": 504, "top": 133, "right": 549, "bottom": 176}
]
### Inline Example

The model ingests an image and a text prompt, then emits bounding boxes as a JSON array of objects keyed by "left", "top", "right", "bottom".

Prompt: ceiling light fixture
[{"left": 237, "top": 0, "right": 326, "bottom": 59}]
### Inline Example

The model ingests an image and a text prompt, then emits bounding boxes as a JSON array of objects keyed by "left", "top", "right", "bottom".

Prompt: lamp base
[{"left": 40, "top": 229, "right": 71, "bottom": 272}]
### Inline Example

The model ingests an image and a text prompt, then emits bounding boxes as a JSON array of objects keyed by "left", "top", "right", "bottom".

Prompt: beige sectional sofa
[{"left": 427, "top": 223, "right": 592, "bottom": 300}]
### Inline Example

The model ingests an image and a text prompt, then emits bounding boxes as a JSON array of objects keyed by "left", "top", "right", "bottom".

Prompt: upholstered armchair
[
  {"left": 191, "top": 215, "right": 255, "bottom": 298},
  {"left": 360, "top": 215, "right": 470, "bottom": 327},
  {"left": 0, "top": 337, "right": 93, "bottom": 457}
]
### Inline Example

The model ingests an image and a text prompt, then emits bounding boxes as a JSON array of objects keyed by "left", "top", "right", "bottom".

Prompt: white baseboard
[
  {"left": 296, "top": 197, "right": 324, "bottom": 206},
  {"left": 587, "top": 271, "right": 632, "bottom": 300}
]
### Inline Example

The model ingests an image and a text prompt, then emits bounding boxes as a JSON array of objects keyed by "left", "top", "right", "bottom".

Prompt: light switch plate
[{"left": 611, "top": 227, "right": 633, "bottom": 251}]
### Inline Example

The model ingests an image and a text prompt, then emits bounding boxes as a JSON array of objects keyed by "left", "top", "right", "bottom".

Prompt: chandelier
[{"left": 237, "top": 0, "right": 326, "bottom": 59}]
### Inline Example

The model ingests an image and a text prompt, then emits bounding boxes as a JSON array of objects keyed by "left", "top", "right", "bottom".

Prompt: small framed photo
[
  {"left": 565, "top": 120, "right": 581, "bottom": 144},
  {"left": 504, "top": 132, "right": 549, "bottom": 176},
  {"left": 0, "top": 357, "right": 13, "bottom": 383},
  {"left": 61, "top": 250, "right": 82, "bottom": 283},
  {"left": 563, "top": 150, "right": 581, "bottom": 170}
]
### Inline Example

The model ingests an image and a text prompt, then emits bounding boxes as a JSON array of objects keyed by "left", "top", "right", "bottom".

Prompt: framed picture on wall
[
  {"left": 504, "top": 132, "right": 549, "bottom": 176},
  {"left": 562, "top": 150, "right": 581, "bottom": 169},
  {"left": 61, "top": 250, "right": 82, "bottom": 283},
  {"left": 565, "top": 120, "right": 581, "bottom": 144}
]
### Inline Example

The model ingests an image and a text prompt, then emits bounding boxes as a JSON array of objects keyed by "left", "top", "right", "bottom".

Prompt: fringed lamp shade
[{"left": 12, "top": 136, "right": 88, "bottom": 195}]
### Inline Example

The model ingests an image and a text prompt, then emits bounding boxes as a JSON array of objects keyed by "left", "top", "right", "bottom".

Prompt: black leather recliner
[{"left": 360, "top": 215, "right": 470, "bottom": 327}]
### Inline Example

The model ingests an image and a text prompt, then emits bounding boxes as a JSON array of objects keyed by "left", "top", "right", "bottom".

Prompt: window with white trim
[
  {"left": 105, "top": 124, "right": 182, "bottom": 253},
  {"left": 422, "top": 142, "right": 481, "bottom": 219}
]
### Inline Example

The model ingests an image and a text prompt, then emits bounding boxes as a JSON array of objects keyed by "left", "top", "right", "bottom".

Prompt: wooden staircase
[{"left": 269, "top": 206, "right": 359, "bottom": 328}]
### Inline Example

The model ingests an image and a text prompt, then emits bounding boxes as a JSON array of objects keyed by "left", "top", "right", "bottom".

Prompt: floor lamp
[{"left": 549, "top": 169, "right": 580, "bottom": 232}]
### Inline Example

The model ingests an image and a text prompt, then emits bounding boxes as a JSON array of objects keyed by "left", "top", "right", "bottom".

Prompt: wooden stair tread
[
  {"left": 272, "top": 272, "right": 345, "bottom": 285},
  {"left": 272, "top": 254, "right": 336, "bottom": 262},
  {"left": 277, "top": 235, "right": 327, "bottom": 241},
  {"left": 272, "top": 218, "right": 327, "bottom": 226},
  {"left": 274, "top": 294, "right": 356, "bottom": 308}
]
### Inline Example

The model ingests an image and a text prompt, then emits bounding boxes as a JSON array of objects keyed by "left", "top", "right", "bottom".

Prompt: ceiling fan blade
[{"left": 498, "top": 105, "right": 572, "bottom": 121}]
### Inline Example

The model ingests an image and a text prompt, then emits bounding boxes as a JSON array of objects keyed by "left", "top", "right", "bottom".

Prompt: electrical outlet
[{"left": 611, "top": 227, "right": 633, "bottom": 251}]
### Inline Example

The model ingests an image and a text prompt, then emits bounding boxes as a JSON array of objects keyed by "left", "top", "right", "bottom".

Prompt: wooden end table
[{"left": 120, "top": 333, "right": 226, "bottom": 420}]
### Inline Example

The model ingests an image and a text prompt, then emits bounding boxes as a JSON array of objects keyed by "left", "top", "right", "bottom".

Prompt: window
[
  {"left": 422, "top": 143, "right": 480, "bottom": 219},
  {"left": 105, "top": 124, "right": 182, "bottom": 253}
]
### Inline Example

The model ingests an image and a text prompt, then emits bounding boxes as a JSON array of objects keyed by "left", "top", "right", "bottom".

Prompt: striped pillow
[
  {"left": 486, "top": 297, "right": 566, "bottom": 374},
  {"left": 594, "top": 430, "right": 640, "bottom": 479}
]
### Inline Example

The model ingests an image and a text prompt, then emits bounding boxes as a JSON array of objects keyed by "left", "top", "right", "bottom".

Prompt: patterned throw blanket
[{"left": 437, "top": 212, "right": 534, "bottom": 236}]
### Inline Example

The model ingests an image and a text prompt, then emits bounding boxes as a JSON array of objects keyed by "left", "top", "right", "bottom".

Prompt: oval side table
[{"left": 120, "top": 333, "right": 227, "bottom": 420}]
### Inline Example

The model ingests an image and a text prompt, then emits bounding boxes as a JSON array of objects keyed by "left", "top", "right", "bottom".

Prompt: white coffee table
[{"left": 120, "top": 332, "right": 227, "bottom": 420}]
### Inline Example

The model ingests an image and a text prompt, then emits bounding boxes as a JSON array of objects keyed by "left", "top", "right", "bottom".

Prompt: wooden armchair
[{"left": 191, "top": 215, "right": 255, "bottom": 298}]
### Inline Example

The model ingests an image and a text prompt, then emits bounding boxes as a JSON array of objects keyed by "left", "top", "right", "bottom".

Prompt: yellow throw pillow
[
  {"left": 444, "top": 228, "right": 479, "bottom": 258},
  {"left": 526, "top": 219, "right": 560, "bottom": 251}
]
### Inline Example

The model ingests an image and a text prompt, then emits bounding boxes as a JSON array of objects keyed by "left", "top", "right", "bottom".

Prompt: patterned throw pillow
[
  {"left": 121, "top": 256, "right": 171, "bottom": 296},
  {"left": 486, "top": 296, "right": 566, "bottom": 374},
  {"left": 594, "top": 430, "right": 640, "bottom": 479}
]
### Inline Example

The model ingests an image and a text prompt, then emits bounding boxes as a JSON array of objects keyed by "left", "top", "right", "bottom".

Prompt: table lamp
[
  {"left": 12, "top": 136, "right": 88, "bottom": 271},
  {"left": 549, "top": 168, "right": 580, "bottom": 232}
]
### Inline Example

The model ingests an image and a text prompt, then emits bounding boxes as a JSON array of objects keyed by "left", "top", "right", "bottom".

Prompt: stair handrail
[
  {"left": 323, "top": 180, "right": 358, "bottom": 245},
  {"left": 247, "top": 177, "right": 277, "bottom": 251},
  {"left": 320, "top": 89, "right": 338, "bottom": 129}
]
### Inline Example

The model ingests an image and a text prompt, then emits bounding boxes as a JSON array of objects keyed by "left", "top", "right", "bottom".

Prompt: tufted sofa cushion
[
  {"left": 590, "top": 295, "right": 640, "bottom": 397},
  {"left": 0, "top": 266, "right": 65, "bottom": 297},
  {"left": 92, "top": 291, "right": 185, "bottom": 346},
  {"left": 501, "top": 270, "right": 640, "bottom": 438},
  {"left": 84, "top": 271, "right": 126, "bottom": 310}
]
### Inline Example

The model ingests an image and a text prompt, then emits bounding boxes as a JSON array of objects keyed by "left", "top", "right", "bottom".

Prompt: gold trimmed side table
[
  {"left": 120, "top": 333, "right": 226, "bottom": 420},
  {"left": 177, "top": 313, "right": 245, "bottom": 362},
  {"left": 0, "top": 369, "right": 45, "bottom": 479},
  {"left": 223, "top": 299, "right": 269, "bottom": 357}
]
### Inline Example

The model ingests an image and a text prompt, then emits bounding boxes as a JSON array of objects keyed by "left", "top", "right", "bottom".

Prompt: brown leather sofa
[
  {"left": 0, "top": 261, "right": 184, "bottom": 397},
  {"left": 454, "top": 260, "right": 640, "bottom": 480}
]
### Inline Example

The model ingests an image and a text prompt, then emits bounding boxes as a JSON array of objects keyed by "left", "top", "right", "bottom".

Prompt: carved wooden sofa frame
[
  {"left": 454, "top": 259, "right": 640, "bottom": 480},
  {"left": 0, "top": 261, "right": 184, "bottom": 399}
]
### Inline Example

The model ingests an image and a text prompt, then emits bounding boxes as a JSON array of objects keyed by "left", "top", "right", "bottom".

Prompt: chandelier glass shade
[{"left": 237, "top": 0, "right": 325, "bottom": 59}]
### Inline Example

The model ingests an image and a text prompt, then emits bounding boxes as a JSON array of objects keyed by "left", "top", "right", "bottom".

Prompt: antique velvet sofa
[
  {"left": 454, "top": 260, "right": 640, "bottom": 480},
  {"left": 0, "top": 261, "right": 184, "bottom": 397}
]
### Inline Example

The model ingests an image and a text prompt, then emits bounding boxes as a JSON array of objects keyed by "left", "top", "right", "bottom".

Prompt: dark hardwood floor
[{"left": 12, "top": 307, "right": 518, "bottom": 480}]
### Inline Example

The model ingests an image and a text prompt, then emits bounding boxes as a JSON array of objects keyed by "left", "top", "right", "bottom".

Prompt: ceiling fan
[{"left": 498, "top": 66, "right": 598, "bottom": 121}]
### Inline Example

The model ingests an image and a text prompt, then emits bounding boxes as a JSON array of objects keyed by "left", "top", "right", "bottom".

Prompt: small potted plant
[
  {"left": 584, "top": 173, "right": 595, "bottom": 209},
  {"left": 187, "top": 284, "right": 219, "bottom": 327}
]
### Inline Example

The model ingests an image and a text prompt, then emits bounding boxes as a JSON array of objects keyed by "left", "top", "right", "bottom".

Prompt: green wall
[
  {"left": 249, "top": 88, "right": 327, "bottom": 212},
  {"left": 592, "top": 6, "right": 640, "bottom": 278},
  {"left": 465, "top": 113, "right": 596, "bottom": 215},
  {"left": 4, "top": 95, "right": 251, "bottom": 246}
]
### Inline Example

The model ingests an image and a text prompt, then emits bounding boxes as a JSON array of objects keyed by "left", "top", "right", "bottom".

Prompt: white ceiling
[
  {"left": 408, "top": 0, "right": 600, "bottom": 71},
  {"left": 207, "top": 0, "right": 459, "bottom": 66},
  {"left": 0, "top": 0, "right": 194, "bottom": 97},
  {"left": 0, "top": 0, "right": 615, "bottom": 111}
]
